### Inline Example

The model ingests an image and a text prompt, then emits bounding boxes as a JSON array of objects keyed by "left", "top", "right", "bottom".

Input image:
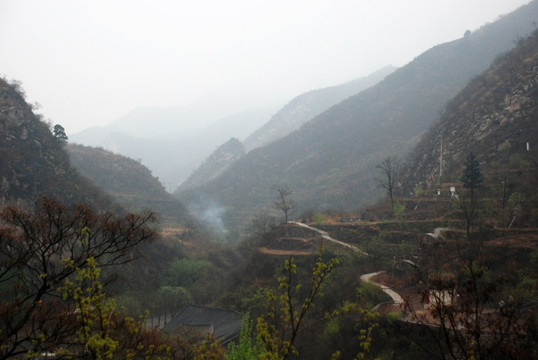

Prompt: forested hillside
[
  {"left": 68, "top": 144, "right": 194, "bottom": 225},
  {"left": 178, "top": 1, "right": 538, "bottom": 232}
]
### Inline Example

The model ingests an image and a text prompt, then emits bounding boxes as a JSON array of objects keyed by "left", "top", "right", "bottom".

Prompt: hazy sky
[{"left": 0, "top": 0, "right": 531, "bottom": 133}]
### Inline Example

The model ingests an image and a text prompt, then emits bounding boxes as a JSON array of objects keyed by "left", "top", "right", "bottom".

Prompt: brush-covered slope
[
  {"left": 177, "top": 1, "right": 538, "bottom": 231},
  {"left": 401, "top": 30, "right": 538, "bottom": 205},
  {"left": 0, "top": 78, "right": 114, "bottom": 208},
  {"left": 178, "top": 138, "right": 245, "bottom": 192},
  {"left": 178, "top": 67, "right": 395, "bottom": 192},
  {"left": 243, "top": 66, "right": 396, "bottom": 151},
  {"left": 67, "top": 144, "right": 194, "bottom": 225}
]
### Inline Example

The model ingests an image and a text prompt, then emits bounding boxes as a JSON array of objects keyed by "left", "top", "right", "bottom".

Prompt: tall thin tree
[
  {"left": 271, "top": 184, "right": 296, "bottom": 223},
  {"left": 376, "top": 156, "right": 400, "bottom": 213}
]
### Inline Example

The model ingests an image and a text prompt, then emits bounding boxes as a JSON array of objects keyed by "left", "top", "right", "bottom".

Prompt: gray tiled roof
[{"left": 164, "top": 305, "right": 243, "bottom": 344}]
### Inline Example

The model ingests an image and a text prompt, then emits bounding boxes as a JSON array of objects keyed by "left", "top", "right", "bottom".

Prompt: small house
[{"left": 163, "top": 305, "right": 243, "bottom": 345}]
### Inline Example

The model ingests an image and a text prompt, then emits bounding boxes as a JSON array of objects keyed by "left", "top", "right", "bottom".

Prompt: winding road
[
  {"left": 289, "top": 221, "right": 369, "bottom": 256},
  {"left": 360, "top": 271, "right": 403, "bottom": 305},
  {"left": 289, "top": 222, "right": 403, "bottom": 306}
]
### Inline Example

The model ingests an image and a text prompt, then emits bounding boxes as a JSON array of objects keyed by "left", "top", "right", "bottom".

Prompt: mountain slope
[
  {"left": 401, "top": 30, "right": 538, "bottom": 203},
  {"left": 0, "top": 78, "right": 114, "bottom": 208},
  {"left": 243, "top": 66, "right": 396, "bottom": 151},
  {"left": 178, "top": 67, "right": 395, "bottom": 192},
  {"left": 70, "top": 101, "right": 273, "bottom": 188},
  {"left": 178, "top": 138, "right": 245, "bottom": 193},
  {"left": 177, "top": 1, "right": 538, "bottom": 231},
  {"left": 67, "top": 144, "right": 194, "bottom": 225}
]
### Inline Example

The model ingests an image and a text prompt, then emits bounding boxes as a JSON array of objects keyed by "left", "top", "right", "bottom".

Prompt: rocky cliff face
[
  {"left": 0, "top": 78, "right": 113, "bottom": 208},
  {"left": 402, "top": 30, "right": 538, "bottom": 193}
]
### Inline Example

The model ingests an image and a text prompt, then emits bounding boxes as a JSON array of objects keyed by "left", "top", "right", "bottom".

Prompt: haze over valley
[{"left": 1, "top": 1, "right": 537, "bottom": 359}]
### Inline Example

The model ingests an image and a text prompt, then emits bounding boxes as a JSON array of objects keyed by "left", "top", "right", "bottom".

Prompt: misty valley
[{"left": 1, "top": 2, "right": 538, "bottom": 359}]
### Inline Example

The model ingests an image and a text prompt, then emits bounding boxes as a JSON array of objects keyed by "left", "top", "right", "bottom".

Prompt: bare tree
[
  {"left": 246, "top": 212, "right": 276, "bottom": 237},
  {"left": 271, "top": 184, "right": 296, "bottom": 223},
  {"left": 0, "top": 197, "right": 157, "bottom": 359},
  {"left": 403, "top": 240, "right": 535, "bottom": 359},
  {"left": 403, "top": 168, "right": 535, "bottom": 360},
  {"left": 376, "top": 156, "right": 401, "bottom": 212}
]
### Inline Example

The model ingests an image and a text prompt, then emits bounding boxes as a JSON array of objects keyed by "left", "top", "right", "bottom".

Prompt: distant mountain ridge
[
  {"left": 243, "top": 66, "right": 396, "bottom": 151},
  {"left": 70, "top": 107, "right": 272, "bottom": 188},
  {"left": 177, "top": 66, "right": 395, "bottom": 192},
  {"left": 176, "top": 0, "right": 538, "bottom": 232}
]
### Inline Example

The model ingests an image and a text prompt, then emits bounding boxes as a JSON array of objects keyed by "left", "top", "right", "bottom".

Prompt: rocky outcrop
[
  {"left": 0, "top": 78, "right": 113, "bottom": 208},
  {"left": 402, "top": 30, "right": 538, "bottom": 192}
]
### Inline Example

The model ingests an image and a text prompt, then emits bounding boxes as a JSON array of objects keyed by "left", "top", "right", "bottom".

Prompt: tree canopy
[
  {"left": 0, "top": 197, "right": 157, "bottom": 359},
  {"left": 52, "top": 124, "right": 68, "bottom": 145},
  {"left": 460, "top": 152, "right": 483, "bottom": 204}
]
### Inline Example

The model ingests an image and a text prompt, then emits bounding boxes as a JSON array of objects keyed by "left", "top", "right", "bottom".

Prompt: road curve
[
  {"left": 360, "top": 271, "right": 404, "bottom": 305},
  {"left": 289, "top": 221, "right": 369, "bottom": 256}
]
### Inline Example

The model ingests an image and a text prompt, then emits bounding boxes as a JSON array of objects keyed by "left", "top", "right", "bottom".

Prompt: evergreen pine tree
[
  {"left": 460, "top": 152, "right": 483, "bottom": 203},
  {"left": 53, "top": 124, "right": 68, "bottom": 145}
]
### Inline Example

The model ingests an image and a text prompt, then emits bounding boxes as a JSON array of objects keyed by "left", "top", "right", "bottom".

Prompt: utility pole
[{"left": 439, "top": 139, "right": 443, "bottom": 178}]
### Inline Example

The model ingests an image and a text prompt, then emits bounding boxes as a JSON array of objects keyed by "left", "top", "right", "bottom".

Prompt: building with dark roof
[{"left": 163, "top": 305, "right": 243, "bottom": 344}]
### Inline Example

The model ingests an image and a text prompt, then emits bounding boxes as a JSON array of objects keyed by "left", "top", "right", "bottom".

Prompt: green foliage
[
  {"left": 0, "top": 197, "right": 157, "bottom": 359},
  {"left": 158, "top": 285, "right": 193, "bottom": 317},
  {"left": 357, "top": 281, "right": 391, "bottom": 310},
  {"left": 164, "top": 258, "right": 210, "bottom": 287},
  {"left": 508, "top": 192, "right": 527, "bottom": 210},
  {"left": 113, "top": 292, "right": 144, "bottom": 316},
  {"left": 58, "top": 257, "right": 168, "bottom": 360},
  {"left": 192, "top": 336, "right": 226, "bottom": 360},
  {"left": 509, "top": 152, "right": 531, "bottom": 168},
  {"left": 313, "top": 211, "right": 328, "bottom": 225},
  {"left": 364, "top": 230, "right": 391, "bottom": 268},
  {"left": 386, "top": 312, "right": 401, "bottom": 323},
  {"left": 238, "top": 287, "right": 270, "bottom": 319},
  {"left": 255, "top": 252, "right": 338, "bottom": 359},
  {"left": 60, "top": 257, "right": 121, "bottom": 359},
  {"left": 459, "top": 152, "right": 483, "bottom": 199},
  {"left": 52, "top": 124, "right": 68, "bottom": 145},
  {"left": 226, "top": 314, "right": 265, "bottom": 360},
  {"left": 393, "top": 201, "right": 406, "bottom": 221},
  {"left": 249, "top": 249, "right": 380, "bottom": 360},
  {"left": 323, "top": 317, "right": 341, "bottom": 339}
]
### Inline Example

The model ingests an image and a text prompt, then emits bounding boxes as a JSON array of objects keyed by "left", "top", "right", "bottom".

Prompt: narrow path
[
  {"left": 289, "top": 221, "right": 369, "bottom": 256},
  {"left": 360, "top": 271, "right": 403, "bottom": 305}
]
